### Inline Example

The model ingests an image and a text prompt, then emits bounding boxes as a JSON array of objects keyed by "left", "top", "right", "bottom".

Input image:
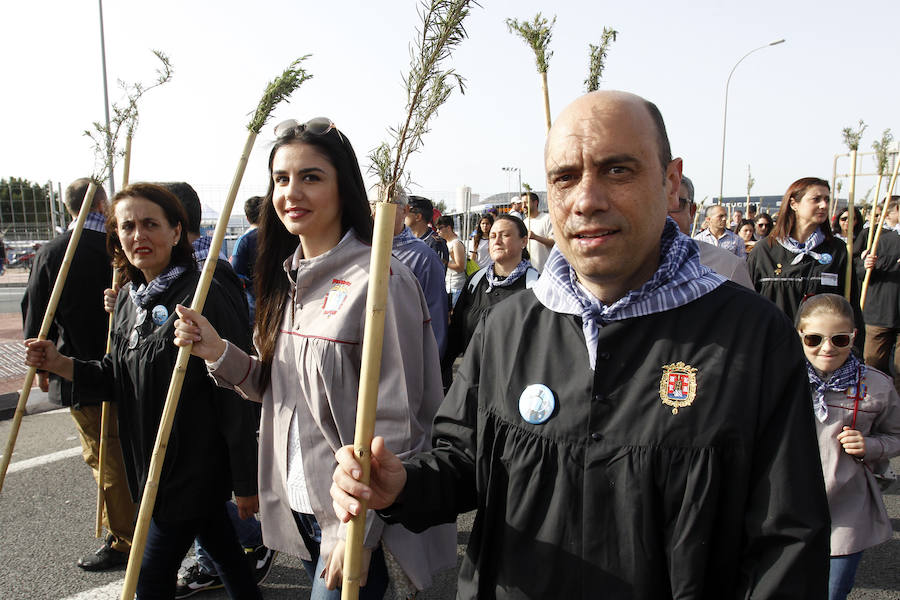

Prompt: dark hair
[
  {"left": 244, "top": 196, "right": 263, "bottom": 225},
  {"left": 768, "top": 177, "right": 833, "bottom": 247},
  {"left": 796, "top": 293, "right": 854, "bottom": 330},
  {"left": 254, "top": 124, "right": 373, "bottom": 392},
  {"left": 106, "top": 183, "right": 195, "bottom": 286},
  {"left": 65, "top": 177, "right": 107, "bottom": 215},
  {"left": 473, "top": 213, "right": 494, "bottom": 249},
  {"left": 435, "top": 215, "right": 454, "bottom": 230},
  {"left": 408, "top": 196, "right": 434, "bottom": 224},
  {"left": 737, "top": 219, "right": 756, "bottom": 237},
  {"left": 680, "top": 176, "right": 695, "bottom": 202},
  {"left": 493, "top": 214, "right": 530, "bottom": 261},
  {"left": 522, "top": 191, "right": 539, "bottom": 205},
  {"left": 755, "top": 212, "right": 773, "bottom": 225},
  {"left": 158, "top": 182, "right": 202, "bottom": 234},
  {"left": 643, "top": 99, "right": 672, "bottom": 175},
  {"left": 832, "top": 207, "right": 863, "bottom": 238}
]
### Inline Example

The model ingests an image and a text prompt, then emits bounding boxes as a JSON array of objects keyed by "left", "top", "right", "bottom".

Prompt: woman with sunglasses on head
[
  {"left": 25, "top": 183, "right": 261, "bottom": 600},
  {"left": 747, "top": 177, "right": 863, "bottom": 331},
  {"left": 172, "top": 118, "right": 454, "bottom": 599},
  {"left": 795, "top": 294, "right": 900, "bottom": 600}
]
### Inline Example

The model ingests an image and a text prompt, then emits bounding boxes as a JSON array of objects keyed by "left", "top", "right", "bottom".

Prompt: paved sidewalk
[{"left": 0, "top": 310, "right": 51, "bottom": 419}]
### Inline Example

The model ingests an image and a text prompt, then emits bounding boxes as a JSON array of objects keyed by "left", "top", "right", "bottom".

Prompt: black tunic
[
  {"left": 382, "top": 283, "right": 829, "bottom": 599},
  {"left": 73, "top": 269, "right": 258, "bottom": 521},
  {"left": 746, "top": 236, "right": 862, "bottom": 329},
  {"left": 21, "top": 229, "right": 111, "bottom": 406},
  {"left": 855, "top": 229, "right": 900, "bottom": 328}
]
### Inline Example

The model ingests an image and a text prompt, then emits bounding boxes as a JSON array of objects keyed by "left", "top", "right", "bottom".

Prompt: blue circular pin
[
  {"left": 518, "top": 384, "right": 556, "bottom": 425},
  {"left": 818, "top": 253, "right": 833, "bottom": 265},
  {"left": 151, "top": 304, "right": 169, "bottom": 326}
]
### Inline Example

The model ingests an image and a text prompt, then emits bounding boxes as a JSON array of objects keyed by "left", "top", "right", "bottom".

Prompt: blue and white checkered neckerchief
[
  {"left": 68, "top": 211, "right": 107, "bottom": 234},
  {"left": 806, "top": 353, "right": 864, "bottom": 423},
  {"left": 778, "top": 227, "right": 825, "bottom": 265},
  {"left": 129, "top": 264, "right": 187, "bottom": 310},
  {"left": 485, "top": 259, "right": 531, "bottom": 291},
  {"left": 533, "top": 217, "right": 726, "bottom": 369},
  {"left": 392, "top": 226, "right": 419, "bottom": 249},
  {"left": 192, "top": 235, "right": 227, "bottom": 265}
]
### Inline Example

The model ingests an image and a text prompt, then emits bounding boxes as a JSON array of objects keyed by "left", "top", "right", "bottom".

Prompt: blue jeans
[
  {"left": 137, "top": 505, "right": 260, "bottom": 600},
  {"left": 196, "top": 500, "right": 263, "bottom": 576},
  {"left": 292, "top": 511, "right": 389, "bottom": 600},
  {"left": 829, "top": 551, "right": 863, "bottom": 600}
]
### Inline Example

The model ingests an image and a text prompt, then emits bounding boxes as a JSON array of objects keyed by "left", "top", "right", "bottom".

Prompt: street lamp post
[
  {"left": 502, "top": 166, "right": 521, "bottom": 205},
  {"left": 717, "top": 39, "right": 785, "bottom": 204}
]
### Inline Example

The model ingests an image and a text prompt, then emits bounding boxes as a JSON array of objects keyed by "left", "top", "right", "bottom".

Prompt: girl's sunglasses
[
  {"left": 273, "top": 117, "right": 344, "bottom": 143},
  {"left": 801, "top": 332, "right": 853, "bottom": 348}
]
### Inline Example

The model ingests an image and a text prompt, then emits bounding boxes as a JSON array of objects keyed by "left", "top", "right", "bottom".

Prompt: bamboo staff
[
  {"left": 350, "top": 2, "right": 474, "bottom": 597},
  {"left": 0, "top": 181, "right": 99, "bottom": 493},
  {"left": 844, "top": 149, "right": 857, "bottom": 301},
  {"left": 860, "top": 156, "right": 900, "bottom": 310},
  {"left": 118, "top": 58, "right": 310, "bottom": 600},
  {"left": 506, "top": 13, "right": 555, "bottom": 133}
]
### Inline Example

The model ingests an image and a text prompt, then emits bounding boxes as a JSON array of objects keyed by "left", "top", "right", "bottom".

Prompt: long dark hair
[
  {"left": 106, "top": 183, "right": 195, "bottom": 286},
  {"left": 254, "top": 123, "right": 373, "bottom": 391},
  {"left": 768, "top": 177, "right": 833, "bottom": 246},
  {"left": 473, "top": 213, "right": 494, "bottom": 249},
  {"left": 832, "top": 207, "right": 863, "bottom": 238}
]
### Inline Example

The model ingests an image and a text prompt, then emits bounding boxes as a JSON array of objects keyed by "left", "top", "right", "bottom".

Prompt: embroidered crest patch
[
  {"left": 659, "top": 361, "right": 698, "bottom": 414},
  {"left": 322, "top": 279, "right": 351, "bottom": 316}
]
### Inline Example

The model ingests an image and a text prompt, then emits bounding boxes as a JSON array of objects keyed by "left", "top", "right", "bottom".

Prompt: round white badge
[
  {"left": 151, "top": 304, "right": 169, "bottom": 326},
  {"left": 518, "top": 384, "right": 556, "bottom": 425}
]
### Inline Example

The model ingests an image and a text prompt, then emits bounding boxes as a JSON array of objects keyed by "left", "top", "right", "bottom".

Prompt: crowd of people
[{"left": 18, "top": 90, "right": 900, "bottom": 600}]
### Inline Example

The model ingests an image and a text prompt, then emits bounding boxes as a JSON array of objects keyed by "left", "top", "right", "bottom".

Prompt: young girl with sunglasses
[
  {"left": 173, "top": 118, "right": 454, "bottom": 599},
  {"left": 796, "top": 293, "right": 900, "bottom": 600}
]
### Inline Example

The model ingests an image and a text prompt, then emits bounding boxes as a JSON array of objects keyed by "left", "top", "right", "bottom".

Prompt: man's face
[
  {"left": 707, "top": 207, "right": 727, "bottom": 234},
  {"left": 668, "top": 187, "right": 695, "bottom": 235},
  {"left": 545, "top": 92, "right": 681, "bottom": 301}
]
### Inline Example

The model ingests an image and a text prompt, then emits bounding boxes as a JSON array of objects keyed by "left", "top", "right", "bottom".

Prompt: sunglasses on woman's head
[
  {"left": 273, "top": 117, "right": 344, "bottom": 143},
  {"left": 801, "top": 332, "right": 853, "bottom": 348}
]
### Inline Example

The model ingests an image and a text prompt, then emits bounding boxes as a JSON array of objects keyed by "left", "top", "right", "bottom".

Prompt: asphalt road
[{"left": 1, "top": 409, "right": 898, "bottom": 599}]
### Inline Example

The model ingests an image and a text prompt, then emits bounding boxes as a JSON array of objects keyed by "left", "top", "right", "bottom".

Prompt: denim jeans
[
  {"left": 292, "top": 511, "right": 389, "bottom": 600},
  {"left": 196, "top": 500, "right": 263, "bottom": 576},
  {"left": 136, "top": 505, "right": 260, "bottom": 600},
  {"left": 829, "top": 551, "right": 863, "bottom": 600}
]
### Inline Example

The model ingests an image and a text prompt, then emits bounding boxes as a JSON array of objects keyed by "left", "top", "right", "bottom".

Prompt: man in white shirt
[
  {"left": 694, "top": 204, "right": 746, "bottom": 258},
  {"left": 522, "top": 191, "right": 554, "bottom": 272}
]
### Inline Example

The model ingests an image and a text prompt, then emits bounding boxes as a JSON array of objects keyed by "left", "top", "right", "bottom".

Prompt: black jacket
[
  {"left": 73, "top": 269, "right": 257, "bottom": 520},
  {"left": 383, "top": 283, "right": 830, "bottom": 599},
  {"left": 21, "top": 228, "right": 111, "bottom": 406},
  {"left": 855, "top": 229, "right": 900, "bottom": 328}
]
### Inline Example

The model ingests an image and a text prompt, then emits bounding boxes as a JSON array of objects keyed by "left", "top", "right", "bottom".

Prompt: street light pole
[
  {"left": 98, "top": 0, "right": 115, "bottom": 197},
  {"left": 717, "top": 39, "right": 785, "bottom": 204}
]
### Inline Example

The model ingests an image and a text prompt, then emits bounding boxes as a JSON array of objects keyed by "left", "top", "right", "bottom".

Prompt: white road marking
[
  {"left": 5, "top": 446, "right": 82, "bottom": 473},
  {"left": 61, "top": 579, "right": 123, "bottom": 599}
]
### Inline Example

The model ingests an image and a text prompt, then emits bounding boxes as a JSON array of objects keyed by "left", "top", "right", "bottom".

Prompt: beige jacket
[
  {"left": 209, "top": 232, "right": 455, "bottom": 589},
  {"left": 816, "top": 367, "right": 900, "bottom": 555}
]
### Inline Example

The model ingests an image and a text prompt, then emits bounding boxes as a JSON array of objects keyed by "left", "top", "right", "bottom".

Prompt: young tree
[
  {"left": 840, "top": 119, "right": 866, "bottom": 299},
  {"left": 585, "top": 27, "right": 618, "bottom": 92},
  {"left": 506, "top": 13, "right": 556, "bottom": 132}
]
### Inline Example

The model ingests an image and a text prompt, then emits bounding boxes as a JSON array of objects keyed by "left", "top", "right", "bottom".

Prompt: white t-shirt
[
  {"left": 445, "top": 237, "right": 467, "bottom": 291},
  {"left": 467, "top": 238, "right": 491, "bottom": 268},
  {"left": 526, "top": 212, "right": 554, "bottom": 272}
]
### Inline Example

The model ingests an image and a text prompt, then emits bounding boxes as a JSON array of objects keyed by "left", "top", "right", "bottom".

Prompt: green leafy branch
[
  {"left": 872, "top": 128, "right": 894, "bottom": 175},
  {"left": 841, "top": 119, "right": 867, "bottom": 151},
  {"left": 369, "top": 0, "right": 478, "bottom": 202},
  {"left": 506, "top": 13, "right": 555, "bottom": 73},
  {"left": 746, "top": 165, "right": 755, "bottom": 195},
  {"left": 585, "top": 27, "right": 617, "bottom": 92},
  {"left": 248, "top": 56, "right": 313, "bottom": 133}
]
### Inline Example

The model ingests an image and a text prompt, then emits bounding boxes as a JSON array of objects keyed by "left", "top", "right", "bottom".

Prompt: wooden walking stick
[
  {"left": 844, "top": 149, "right": 858, "bottom": 301},
  {"left": 345, "top": 2, "right": 475, "bottom": 597},
  {"left": 867, "top": 129, "right": 894, "bottom": 253},
  {"left": 860, "top": 155, "right": 900, "bottom": 310},
  {"left": 118, "top": 58, "right": 310, "bottom": 600},
  {"left": 95, "top": 49, "right": 173, "bottom": 538},
  {"left": 0, "top": 180, "right": 100, "bottom": 493}
]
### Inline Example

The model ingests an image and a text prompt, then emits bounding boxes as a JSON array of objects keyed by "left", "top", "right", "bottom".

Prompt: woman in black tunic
[
  {"left": 25, "top": 183, "right": 260, "bottom": 600},
  {"left": 747, "top": 177, "right": 862, "bottom": 330}
]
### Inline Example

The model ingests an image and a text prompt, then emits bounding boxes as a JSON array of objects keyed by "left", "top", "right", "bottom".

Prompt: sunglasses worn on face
[
  {"left": 801, "top": 332, "right": 853, "bottom": 348},
  {"left": 274, "top": 117, "right": 344, "bottom": 143}
]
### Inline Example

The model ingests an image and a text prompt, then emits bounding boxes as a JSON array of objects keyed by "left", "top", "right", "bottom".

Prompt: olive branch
[
  {"left": 248, "top": 56, "right": 313, "bottom": 133},
  {"left": 585, "top": 27, "right": 618, "bottom": 92},
  {"left": 841, "top": 119, "right": 867, "bottom": 151},
  {"left": 872, "top": 128, "right": 894, "bottom": 176}
]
